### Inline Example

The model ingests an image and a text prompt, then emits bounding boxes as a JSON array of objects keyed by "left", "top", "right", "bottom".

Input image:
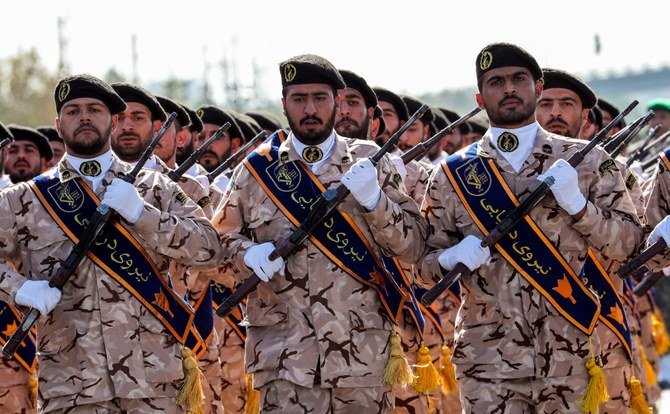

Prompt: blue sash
[
  {"left": 31, "top": 175, "right": 201, "bottom": 348},
  {"left": 211, "top": 281, "right": 246, "bottom": 344},
  {"left": 184, "top": 286, "right": 213, "bottom": 359},
  {"left": 244, "top": 131, "right": 407, "bottom": 322},
  {"left": 442, "top": 143, "right": 600, "bottom": 335},
  {"left": 581, "top": 250, "right": 633, "bottom": 360},
  {"left": 0, "top": 301, "right": 36, "bottom": 373},
  {"left": 381, "top": 256, "right": 425, "bottom": 335}
]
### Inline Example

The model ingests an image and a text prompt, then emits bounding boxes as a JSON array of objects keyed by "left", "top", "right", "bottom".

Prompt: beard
[
  {"left": 9, "top": 161, "right": 42, "bottom": 183},
  {"left": 486, "top": 94, "right": 536, "bottom": 126},
  {"left": 287, "top": 107, "right": 337, "bottom": 145},
  {"left": 335, "top": 115, "right": 369, "bottom": 139},
  {"left": 544, "top": 116, "right": 582, "bottom": 139},
  {"left": 112, "top": 130, "right": 152, "bottom": 162},
  {"left": 176, "top": 138, "right": 194, "bottom": 165},
  {"left": 198, "top": 148, "right": 229, "bottom": 172},
  {"left": 64, "top": 122, "right": 112, "bottom": 156}
]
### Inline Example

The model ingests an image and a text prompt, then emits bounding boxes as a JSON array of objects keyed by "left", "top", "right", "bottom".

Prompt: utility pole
[
  {"left": 131, "top": 34, "right": 139, "bottom": 84},
  {"left": 57, "top": 17, "right": 69, "bottom": 76}
]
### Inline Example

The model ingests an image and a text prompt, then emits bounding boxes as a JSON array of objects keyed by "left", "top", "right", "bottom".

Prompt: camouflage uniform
[
  {"left": 418, "top": 129, "right": 642, "bottom": 412},
  {"left": 0, "top": 329, "right": 35, "bottom": 414},
  {"left": 0, "top": 155, "right": 222, "bottom": 413},
  {"left": 211, "top": 133, "right": 427, "bottom": 413}
]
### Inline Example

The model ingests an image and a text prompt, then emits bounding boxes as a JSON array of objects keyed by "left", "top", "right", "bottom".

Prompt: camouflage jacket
[
  {"left": 211, "top": 133, "right": 427, "bottom": 389},
  {"left": 0, "top": 155, "right": 221, "bottom": 412},
  {"left": 418, "top": 128, "right": 642, "bottom": 379}
]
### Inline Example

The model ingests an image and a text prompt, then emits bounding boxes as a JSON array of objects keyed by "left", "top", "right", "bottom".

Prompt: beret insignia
[
  {"left": 58, "top": 82, "right": 70, "bottom": 102},
  {"left": 480, "top": 51, "right": 493, "bottom": 71},
  {"left": 283, "top": 63, "right": 297, "bottom": 83}
]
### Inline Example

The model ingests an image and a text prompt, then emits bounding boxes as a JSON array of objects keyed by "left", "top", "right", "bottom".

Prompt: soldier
[
  {"left": 177, "top": 102, "right": 208, "bottom": 177},
  {"left": 462, "top": 118, "right": 487, "bottom": 147},
  {"left": 598, "top": 98, "right": 626, "bottom": 138},
  {"left": 535, "top": 68, "right": 592, "bottom": 139},
  {"left": 417, "top": 43, "right": 642, "bottom": 412},
  {"left": 5, "top": 126, "right": 53, "bottom": 183},
  {"left": 647, "top": 98, "right": 670, "bottom": 136},
  {"left": 336, "top": 69, "right": 375, "bottom": 140},
  {"left": 579, "top": 106, "right": 603, "bottom": 141},
  {"left": 425, "top": 109, "right": 449, "bottom": 164},
  {"left": 398, "top": 96, "right": 434, "bottom": 161},
  {"left": 211, "top": 54, "right": 426, "bottom": 413},
  {"left": 373, "top": 86, "right": 409, "bottom": 147},
  {"left": 0, "top": 74, "right": 222, "bottom": 413},
  {"left": 438, "top": 108, "right": 471, "bottom": 154},
  {"left": 246, "top": 111, "right": 283, "bottom": 136},
  {"left": 37, "top": 126, "right": 65, "bottom": 169}
]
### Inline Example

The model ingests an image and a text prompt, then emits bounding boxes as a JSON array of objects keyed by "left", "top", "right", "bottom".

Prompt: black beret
[
  {"left": 541, "top": 68, "right": 596, "bottom": 109},
  {"left": 155, "top": 95, "right": 190, "bottom": 128},
  {"left": 438, "top": 108, "right": 472, "bottom": 135},
  {"left": 597, "top": 98, "right": 626, "bottom": 128},
  {"left": 401, "top": 95, "right": 434, "bottom": 125},
  {"left": 431, "top": 107, "right": 449, "bottom": 134},
  {"left": 7, "top": 125, "right": 53, "bottom": 160},
  {"left": 339, "top": 69, "right": 377, "bottom": 108},
  {"left": 229, "top": 111, "right": 261, "bottom": 142},
  {"left": 0, "top": 121, "right": 13, "bottom": 141},
  {"left": 111, "top": 83, "right": 166, "bottom": 121},
  {"left": 588, "top": 106, "right": 603, "bottom": 129},
  {"left": 373, "top": 105, "right": 386, "bottom": 137},
  {"left": 246, "top": 111, "right": 283, "bottom": 132},
  {"left": 373, "top": 87, "right": 409, "bottom": 122},
  {"left": 476, "top": 42, "right": 542, "bottom": 84},
  {"left": 36, "top": 126, "right": 63, "bottom": 143},
  {"left": 279, "top": 54, "right": 345, "bottom": 90},
  {"left": 55, "top": 74, "right": 126, "bottom": 115},
  {"left": 180, "top": 103, "right": 203, "bottom": 133},
  {"left": 196, "top": 105, "right": 243, "bottom": 140},
  {"left": 467, "top": 118, "right": 489, "bottom": 135}
]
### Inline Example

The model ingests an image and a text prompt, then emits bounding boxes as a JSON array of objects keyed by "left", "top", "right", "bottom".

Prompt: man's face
[
  {"left": 579, "top": 116, "right": 599, "bottom": 141},
  {"left": 56, "top": 97, "right": 115, "bottom": 157},
  {"left": 536, "top": 88, "right": 587, "bottom": 138},
  {"left": 282, "top": 84, "right": 338, "bottom": 145},
  {"left": 4, "top": 141, "right": 44, "bottom": 182},
  {"left": 600, "top": 109, "right": 621, "bottom": 137},
  {"left": 335, "top": 87, "right": 370, "bottom": 139},
  {"left": 47, "top": 141, "right": 65, "bottom": 168},
  {"left": 197, "top": 123, "right": 238, "bottom": 172},
  {"left": 440, "top": 129, "right": 462, "bottom": 155},
  {"left": 652, "top": 110, "right": 670, "bottom": 135},
  {"left": 398, "top": 119, "right": 428, "bottom": 152},
  {"left": 111, "top": 102, "right": 160, "bottom": 162},
  {"left": 476, "top": 66, "right": 541, "bottom": 128},
  {"left": 377, "top": 101, "right": 401, "bottom": 145},
  {"left": 153, "top": 123, "right": 184, "bottom": 166},
  {"left": 176, "top": 129, "right": 196, "bottom": 165}
]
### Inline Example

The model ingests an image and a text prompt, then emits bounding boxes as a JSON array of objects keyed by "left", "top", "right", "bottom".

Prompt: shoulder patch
[
  {"left": 598, "top": 159, "right": 618, "bottom": 176},
  {"left": 174, "top": 191, "right": 189, "bottom": 205},
  {"left": 625, "top": 173, "right": 637, "bottom": 190},
  {"left": 542, "top": 144, "right": 553, "bottom": 154},
  {"left": 197, "top": 195, "right": 211, "bottom": 208},
  {"left": 393, "top": 172, "right": 403, "bottom": 185},
  {"left": 341, "top": 155, "right": 352, "bottom": 164}
]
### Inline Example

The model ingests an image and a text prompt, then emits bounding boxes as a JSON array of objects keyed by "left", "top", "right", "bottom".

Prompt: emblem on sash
[
  {"left": 79, "top": 161, "right": 102, "bottom": 177},
  {"left": 456, "top": 158, "right": 491, "bottom": 197},
  {"left": 266, "top": 160, "right": 301, "bottom": 192},
  {"left": 497, "top": 132, "right": 519, "bottom": 152},
  {"left": 47, "top": 179, "right": 84, "bottom": 213},
  {"left": 302, "top": 146, "right": 323, "bottom": 163}
]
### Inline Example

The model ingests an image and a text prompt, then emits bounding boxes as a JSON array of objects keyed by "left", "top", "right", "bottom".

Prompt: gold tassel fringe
[
  {"left": 628, "top": 375, "right": 652, "bottom": 414},
  {"left": 28, "top": 375, "right": 38, "bottom": 401},
  {"left": 245, "top": 373, "right": 260, "bottom": 414},
  {"left": 382, "top": 326, "right": 414, "bottom": 388},
  {"left": 439, "top": 344, "right": 459, "bottom": 394},
  {"left": 652, "top": 309, "right": 670, "bottom": 356},
  {"left": 640, "top": 343, "right": 657, "bottom": 387},
  {"left": 411, "top": 343, "right": 442, "bottom": 394},
  {"left": 176, "top": 347, "right": 205, "bottom": 414},
  {"left": 578, "top": 356, "right": 609, "bottom": 414}
]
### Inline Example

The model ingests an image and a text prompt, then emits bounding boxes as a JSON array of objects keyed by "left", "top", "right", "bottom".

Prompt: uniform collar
[
  {"left": 58, "top": 151, "right": 132, "bottom": 188},
  {"left": 277, "top": 130, "right": 355, "bottom": 167}
]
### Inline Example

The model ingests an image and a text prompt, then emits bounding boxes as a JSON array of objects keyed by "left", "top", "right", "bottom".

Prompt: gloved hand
[
  {"left": 537, "top": 159, "right": 586, "bottom": 215},
  {"left": 438, "top": 235, "right": 491, "bottom": 272},
  {"left": 243, "top": 242, "right": 286, "bottom": 282},
  {"left": 649, "top": 215, "right": 670, "bottom": 247},
  {"left": 211, "top": 173, "right": 231, "bottom": 194},
  {"left": 340, "top": 158, "right": 382, "bottom": 210},
  {"left": 102, "top": 179, "right": 145, "bottom": 224},
  {"left": 15, "top": 280, "right": 61, "bottom": 317}
]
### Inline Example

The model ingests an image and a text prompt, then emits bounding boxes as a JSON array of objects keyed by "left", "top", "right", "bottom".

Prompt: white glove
[
  {"left": 243, "top": 242, "right": 286, "bottom": 282},
  {"left": 649, "top": 215, "right": 670, "bottom": 247},
  {"left": 537, "top": 159, "right": 586, "bottom": 215},
  {"left": 102, "top": 179, "right": 145, "bottom": 224},
  {"left": 438, "top": 235, "right": 491, "bottom": 272},
  {"left": 211, "top": 173, "right": 231, "bottom": 193},
  {"left": 340, "top": 158, "right": 382, "bottom": 210},
  {"left": 15, "top": 280, "right": 61, "bottom": 317},
  {"left": 193, "top": 175, "right": 212, "bottom": 196}
]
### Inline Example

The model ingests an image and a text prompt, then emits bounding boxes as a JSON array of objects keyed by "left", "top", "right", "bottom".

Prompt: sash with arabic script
[
  {"left": 381, "top": 256, "right": 425, "bottom": 335},
  {"left": 244, "top": 131, "right": 407, "bottom": 322},
  {"left": 184, "top": 286, "right": 213, "bottom": 359},
  {"left": 211, "top": 281, "right": 246, "bottom": 345},
  {"left": 31, "top": 175, "right": 198, "bottom": 346},
  {"left": 0, "top": 301, "right": 36, "bottom": 373},
  {"left": 581, "top": 250, "right": 633, "bottom": 360},
  {"left": 442, "top": 143, "right": 600, "bottom": 335}
]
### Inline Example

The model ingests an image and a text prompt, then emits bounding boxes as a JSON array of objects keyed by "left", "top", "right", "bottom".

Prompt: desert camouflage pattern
[
  {"left": 211, "top": 132, "right": 427, "bottom": 395},
  {"left": 636, "top": 294, "right": 662, "bottom": 405},
  {"left": 216, "top": 304, "right": 247, "bottom": 413},
  {"left": 47, "top": 396, "right": 184, "bottom": 414},
  {"left": 417, "top": 128, "right": 642, "bottom": 409},
  {"left": 0, "top": 155, "right": 221, "bottom": 413},
  {"left": 0, "top": 362, "right": 34, "bottom": 413}
]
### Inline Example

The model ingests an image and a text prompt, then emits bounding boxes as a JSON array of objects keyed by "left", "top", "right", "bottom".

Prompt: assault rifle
[
  {"left": 167, "top": 122, "right": 231, "bottom": 182},
  {"left": 420, "top": 101, "right": 639, "bottom": 306},
  {"left": 206, "top": 131, "right": 266, "bottom": 183},
  {"left": 2, "top": 113, "right": 178, "bottom": 359},
  {"left": 0, "top": 137, "right": 13, "bottom": 150},
  {"left": 608, "top": 111, "right": 654, "bottom": 159},
  {"left": 626, "top": 124, "right": 661, "bottom": 167},
  {"left": 215, "top": 105, "right": 429, "bottom": 317}
]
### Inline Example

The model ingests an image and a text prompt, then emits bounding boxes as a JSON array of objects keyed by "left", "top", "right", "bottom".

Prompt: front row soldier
[
  {"left": 212, "top": 54, "right": 426, "bottom": 413},
  {"left": 417, "top": 43, "right": 643, "bottom": 413},
  {"left": 0, "top": 74, "right": 222, "bottom": 413}
]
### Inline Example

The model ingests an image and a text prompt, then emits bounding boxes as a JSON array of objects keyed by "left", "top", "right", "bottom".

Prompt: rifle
[
  {"left": 420, "top": 101, "right": 639, "bottom": 306},
  {"left": 401, "top": 107, "right": 482, "bottom": 164},
  {"left": 617, "top": 235, "right": 668, "bottom": 280},
  {"left": 631, "top": 270, "right": 663, "bottom": 297},
  {"left": 626, "top": 124, "right": 661, "bottom": 167},
  {"left": 0, "top": 137, "right": 13, "bottom": 150},
  {"left": 215, "top": 104, "right": 429, "bottom": 317},
  {"left": 608, "top": 111, "right": 654, "bottom": 159},
  {"left": 206, "top": 131, "right": 266, "bottom": 183},
  {"left": 167, "top": 122, "right": 231, "bottom": 182},
  {"left": 2, "top": 112, "right": 178, "bottom": 359}
]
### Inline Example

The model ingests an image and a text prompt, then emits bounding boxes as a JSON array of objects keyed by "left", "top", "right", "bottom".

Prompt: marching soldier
[
  {"left": 417, "top": 43, "right": 642, "bottom": 413},
  {"left": 0, "top": 74, "right": 222, "bottom": 413},
  {"left": 598, "top": 98, "right": 626, "bottom": 138},
  {"left": 647, "top": 98, "right": 670, "bottom": 137},
  {"left": 211, "top": 54, "right": 426, "bottom": 413},
  {"left": 246, "top": 111, "right": 283, "bottom": 136},
  {"left": 37, "top": 126, "right": 66, "bottom": 169},
  {"left": 177, "top": 103, "right": 208, "bottom": 177},
  {"left": 4, "top": 126, "right": 53, "bottom": 183}
]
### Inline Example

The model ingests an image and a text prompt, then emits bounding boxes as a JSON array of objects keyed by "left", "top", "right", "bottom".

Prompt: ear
[
  {"left": 231, "top": 136, "right": 242, "bottom": 152},
  {"left": 370, "top": 118, "right": 380, "bottom": 140},
  {"left": 176, "top": 128, "right": 188, "bottom": 147},
  {"left": 152, "top": 119, "right": 162, "bottom": 134},
  {"left": 475, "top": 93, "right": 484, "bottom": 108},
  {"left": 366, "top": 107, "right": 374, "bottom": 121},
  {"left": 281, "top": 98, "right": 287, "bottom": 116},
  {"left": 55, "top": 117, "right": 62, "bottom": 137},
  {"left": 534, "top": 79, "right": 543, "bottom": 99}
]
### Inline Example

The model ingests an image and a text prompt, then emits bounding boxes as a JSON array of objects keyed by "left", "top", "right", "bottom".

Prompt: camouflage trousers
[
  {"left": 601, "top": 364, "right": 633, "bottom": 414},
  {"left": 0, "top": 384, "right": 35, "bottom": 413},
  {"left": 393, "top": 387, "right": 462, "bottom": 414},
  {"left": 259, "top": 379, "right": 394, "bottom": 413},
  {"left": 459, "top": 374, "right": 590, "bottom": 414},
  {"left": 45, "top": 397, "right": 184, "bottom": 413}
]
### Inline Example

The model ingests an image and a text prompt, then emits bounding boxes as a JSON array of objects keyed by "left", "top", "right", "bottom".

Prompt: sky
[{"left": 2, "top": 0, "right": 668, "bottom": 105}]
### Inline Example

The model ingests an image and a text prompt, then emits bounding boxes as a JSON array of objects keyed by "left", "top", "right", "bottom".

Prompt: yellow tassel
[
  {"left": 578, "top": 357, "right": 610, "bottom": 414},
  {"left": 652, "top": 309, "right": 670, "bottom": 356},
  {"left": 382, "top": 326, "right": 415, "bottom": 388},
  {"left": 638, "top": 341, "right": 657, "bottom": 387},
  {"left": 628, "top": 375, "right": 652, "bottom": 414},
  {"left": 28, "top": 375, "right": 38, "bottom": 401},
  {"left": 245, "top": 373, "right": 260, "bottom": 414},
  {"left": 411, "top": 343, "right": 442, "bottom": 394},
  {"left": 439, "top": 344, "right": 459, "bottom": 394},
  {"left": 176, "top": 347, "right": 205, "bottom": 414}
]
